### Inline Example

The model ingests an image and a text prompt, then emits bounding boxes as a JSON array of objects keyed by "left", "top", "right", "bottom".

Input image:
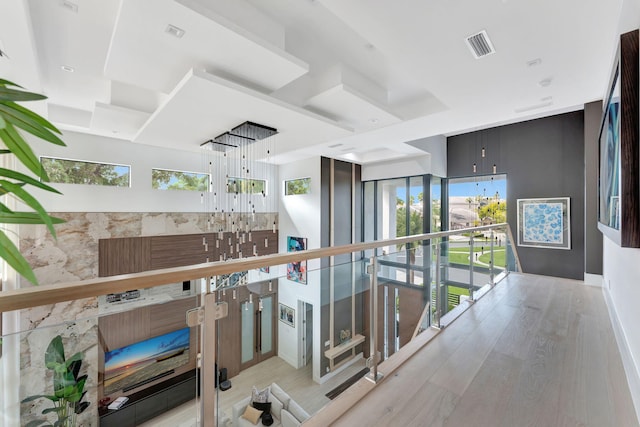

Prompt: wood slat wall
[
  {"left": 99, "top": 230, "right": 279, "bottom": 277},
  {"left": 99, "top": 237, "right": 151, "bottom": 276}
]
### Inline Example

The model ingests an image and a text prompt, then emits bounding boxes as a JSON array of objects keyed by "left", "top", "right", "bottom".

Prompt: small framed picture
[{"left": 279, "top": 303, "right": 294, "bottom": 327}]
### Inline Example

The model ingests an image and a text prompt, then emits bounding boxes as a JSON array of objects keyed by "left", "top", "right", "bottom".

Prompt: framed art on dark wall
[
  {"left": 597, "top": 29, "right": 640, "bottom": 247},
  {"left": 517, "top": 198, "right": 570, "bottom": 250}
]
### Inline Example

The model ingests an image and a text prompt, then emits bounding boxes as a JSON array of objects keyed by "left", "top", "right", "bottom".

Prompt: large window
[
  {"left": 448, "top": 174, "right": 506, "bottom": 230},
  {"left": 41, "top": 157, "right": 130, "bottom": 187},
  {"left": 364, "top": 175, "right": 440, "bottom": 287},
  {"left": 152, "top": 168, "right": 209, "bottom": 191}
]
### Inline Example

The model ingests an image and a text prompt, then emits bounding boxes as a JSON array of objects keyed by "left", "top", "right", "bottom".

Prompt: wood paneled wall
[
  {"left": 98, "top": 297, "right": 199, "bottom": 398},
  {"left": 99, "top": 230, "right": 279, "bottom": 276},
  {"left": 215, "top": 280, "right": 278, "bottom": 379}
]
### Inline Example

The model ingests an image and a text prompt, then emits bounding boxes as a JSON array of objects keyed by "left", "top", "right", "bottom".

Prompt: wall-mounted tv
[{"left": 104, "top": 327, "right": 190, "bottom": 395}]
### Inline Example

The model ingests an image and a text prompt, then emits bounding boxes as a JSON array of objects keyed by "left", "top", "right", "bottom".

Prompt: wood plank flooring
[
  {"left": 330, "top": 273, "right": 638, "bottom": 427},
  {"left": 139, "top": 273, "right": 638, "bottom": 426}
]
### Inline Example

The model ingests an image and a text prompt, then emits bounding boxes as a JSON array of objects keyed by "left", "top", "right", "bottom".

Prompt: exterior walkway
[{"left": 327, "top": 273, "right": 638, "bottom": 426}]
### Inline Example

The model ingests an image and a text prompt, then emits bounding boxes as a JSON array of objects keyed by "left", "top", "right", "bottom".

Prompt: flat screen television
[{"left": 104, "top": 327, "right": 190, "bottom": 395}]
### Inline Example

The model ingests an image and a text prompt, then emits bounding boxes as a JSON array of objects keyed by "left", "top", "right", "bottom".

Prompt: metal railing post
[
  {"left": 469, "top": 235, "right": 475, "bottom": 302},
  {"left": 433, "top": 242, "right": 442, "bottom": 329},
  {"left": 202, "top": 292, "right": 216, "bottom": 427},
  {"left": 489, "top": 228, "right": 495, "bottom": 285},
  {"left": 366, "top": 256, "right": 383, "bottom": 383}
]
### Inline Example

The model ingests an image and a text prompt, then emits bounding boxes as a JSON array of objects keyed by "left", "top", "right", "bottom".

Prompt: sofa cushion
[
  {"left": 233, "top": 396, "right": 252, "bottom": 421},
  {"left": 242, "top": 405, "right": 263, "bottom": 425},
  {"left": 280, "top": 409, "right": 300, "bottom": 427},
  {"left": 252, "top": 385, "right": 270, "bottom": 403},
  {"left": 287, "top": 399, "right": 309, "bottom": 423},
  {"left": 270, "top": 383, "right": 290, "bottom": 410},
  {"left": 252, "top": 401, "right": 271, "bottom": 413},
  {"left": 270, "top": 395, "right": 284, "bottom": 420}
]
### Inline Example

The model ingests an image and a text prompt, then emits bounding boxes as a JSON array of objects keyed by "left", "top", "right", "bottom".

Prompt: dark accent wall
[
  {"left": 448, "top": 111, "right": 585, "bottom": 280},
  {"left": 584, "top": 101, "right": 603, "bottom": 275},
  {"left": 320, "top": 157, "right": 364, "bottom": 376}
]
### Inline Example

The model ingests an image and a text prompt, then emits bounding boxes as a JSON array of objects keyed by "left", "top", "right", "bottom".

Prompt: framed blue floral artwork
[{"left": 517, "top": 197, "right": 570, "bottom": 250}]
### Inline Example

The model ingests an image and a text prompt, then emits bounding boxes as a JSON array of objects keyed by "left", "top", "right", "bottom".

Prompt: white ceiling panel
[
  {"left": 91, "top": 102, "right": 151, "bottom": 140},
  {"left": 104, "top": 0, "right": 309, "bottom": 94},
  {"left": 306, "top": 84, "right": 401, "bottom": 131},
  {"left": 135, "top": 69, "right": 352, "bottom": 156}
]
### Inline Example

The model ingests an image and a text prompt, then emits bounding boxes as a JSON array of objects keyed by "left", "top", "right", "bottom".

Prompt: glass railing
[
  {"left": 0, "top": 223, "right": 520, "bottom": 427},
  {"left": 2, "top": 283, "right": 200, "bottom": 427}
]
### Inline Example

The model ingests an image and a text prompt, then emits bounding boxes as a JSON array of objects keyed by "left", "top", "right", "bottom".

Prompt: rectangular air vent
[{"left": 465, "top": 30, "right": 495, "bottom": 59}]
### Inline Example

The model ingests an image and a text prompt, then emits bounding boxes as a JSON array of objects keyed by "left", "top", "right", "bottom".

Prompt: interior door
[
  {"left": 301, "top": 302, "right": 313, "bottom": 366},
  {"left": 240, "top": 294, "right": 276, "bottom": 370}
]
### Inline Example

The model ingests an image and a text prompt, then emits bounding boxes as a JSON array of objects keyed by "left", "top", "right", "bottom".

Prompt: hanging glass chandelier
[{"left": 201, "top": 121, "right": 278, "bottom": 267}]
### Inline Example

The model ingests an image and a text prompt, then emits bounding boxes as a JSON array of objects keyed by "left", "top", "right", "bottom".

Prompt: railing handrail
[{"left": 0, "top": 223, "right": 514, "bottom": 313}]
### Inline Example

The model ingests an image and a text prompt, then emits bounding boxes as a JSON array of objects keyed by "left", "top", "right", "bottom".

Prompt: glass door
[{"left": 240, "top": 293, "right": 276, "bottom": 370}]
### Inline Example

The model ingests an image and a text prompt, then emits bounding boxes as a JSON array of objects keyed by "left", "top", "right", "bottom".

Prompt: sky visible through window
[{"left": 395, "top": 177, "right": 506, "bottom": 201}]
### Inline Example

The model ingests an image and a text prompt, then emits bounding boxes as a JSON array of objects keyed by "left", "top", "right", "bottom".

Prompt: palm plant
[
  {"left": 22, "top": 335, "right": 91, "bottom": 427},
  {"left": 0, "top": 78, "right": 65, "bottom": 284}
]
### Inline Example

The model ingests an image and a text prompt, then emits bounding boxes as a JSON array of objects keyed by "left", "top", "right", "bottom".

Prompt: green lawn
[
  {"left": 447, "top": 246, "right": 506, "bottom": 268},
  {"left": 479, "top": 249, "right": 506, "bottom": 267}
]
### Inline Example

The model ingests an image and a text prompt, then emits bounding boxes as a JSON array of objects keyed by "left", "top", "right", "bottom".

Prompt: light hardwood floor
[
  {"left": 330, "top": 273, "right": 638, "bottom": 427},
  {"left": 140, "top": 273, "right": 638, "bottom": 427},
  {"left": 138, "top": 353, "right": 366, "bottom": 426}
]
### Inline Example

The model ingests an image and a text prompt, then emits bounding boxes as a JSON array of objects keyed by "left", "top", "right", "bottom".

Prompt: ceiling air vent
[{"left": 465, "top": 30, "right": 495, "bottom": 59}]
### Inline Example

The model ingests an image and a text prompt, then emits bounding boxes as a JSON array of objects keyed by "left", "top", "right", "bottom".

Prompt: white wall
[
  {"left": 277, "top": 157, "right": 323, "bottom": 382},
  {"left": 22, "top": 130, "right": 277, "bottom": 213},
  {"left": 602, "top": 0, "right": 640, "bottom": 419}
]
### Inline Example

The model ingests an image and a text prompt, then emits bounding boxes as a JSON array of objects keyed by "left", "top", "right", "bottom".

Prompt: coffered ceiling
[{"left": 0, "top": 0, "right": 625, "bottom": 164}]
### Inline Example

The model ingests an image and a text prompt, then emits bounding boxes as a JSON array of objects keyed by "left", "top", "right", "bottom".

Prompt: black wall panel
[{"left": 448, "top": 111, "right": 585, "bottom": 279}]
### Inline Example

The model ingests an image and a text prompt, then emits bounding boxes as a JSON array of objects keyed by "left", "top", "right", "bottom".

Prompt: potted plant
[{"left": 22, "top": 335, "right": 90, "bottom": 427}]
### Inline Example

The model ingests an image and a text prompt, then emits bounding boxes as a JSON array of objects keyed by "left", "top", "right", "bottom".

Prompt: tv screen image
[{"left": 104, "top": 327, "right": 190, "bottom": 395}]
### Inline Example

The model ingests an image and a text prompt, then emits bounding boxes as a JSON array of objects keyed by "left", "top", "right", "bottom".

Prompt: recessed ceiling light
[
  {"left": 538, "top": 77, "right": 552, "bottom": 87},
  {"left": 526, "top": 58, "right": 542, "bottom": 67},
  {"left": 165, "top": 24, "right": 185, "bottom": 38},
  {"left": 540, "top": 96, "right": 553, "bottom": 102},
  {"left": 61, "top": 0, "right": 78, "bottom": 13},
  {"left": 61, "top": 65, "right": 75, "bottom": 73},
  {"left": 369, "top": 118, "right": 379, "bottom": 124}
]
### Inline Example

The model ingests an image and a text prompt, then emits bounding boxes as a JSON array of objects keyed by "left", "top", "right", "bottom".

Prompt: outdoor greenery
[
  {"left": 22, "top": 335, "right": 90, "bottom": 427},
  {"left": 478, "top": 200, "right": 506, "bottom": 223},
  {"left": 0, "top": 79, "right": 65, "bottom": 285},
  {"left": 447, "top": 245, "right": 507, "bottom": 270},
  {"left": 227, "top": 177, "right": 266, "bottom": 194},
  {"left": 479, "top": 249, "right": 506, "bottom": 267},
  {"left": 152, "top": 168, "right": 207, "bottom": 191},
  {"left": 285, "top": 177, "right": 310, "bottom": 195},
  {"left": 396, "top": 196, "right": 423, "bottom": 239},
  {"left": 43, "top": 157, "right": 129, "bottom": 187}
]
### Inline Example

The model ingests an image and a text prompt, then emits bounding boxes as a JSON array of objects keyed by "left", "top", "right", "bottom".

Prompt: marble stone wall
[{"left": 17, "top": 211, "right": 277, "bottom": 426}]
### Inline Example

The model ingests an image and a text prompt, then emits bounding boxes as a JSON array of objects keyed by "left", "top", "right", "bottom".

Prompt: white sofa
[{"left": 232, "top": 382, "right": 310, "bottom": 427}]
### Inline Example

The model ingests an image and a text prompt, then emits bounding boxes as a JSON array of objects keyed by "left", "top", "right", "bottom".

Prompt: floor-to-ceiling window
[
  {"left": 363, "top": 175, "right": 442, "bottom": 357},
  {"left": 442, "top": 174, "right": 507, "bottom": 310}
]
